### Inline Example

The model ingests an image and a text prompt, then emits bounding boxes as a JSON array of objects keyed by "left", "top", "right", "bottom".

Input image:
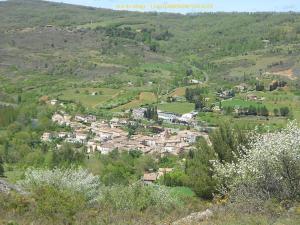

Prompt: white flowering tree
[
  {"left": 19, "top": 167, "right": 101, "bottom": 203},
  {"left": 213, "top": 121, "right": 300, "bottom": 201}
]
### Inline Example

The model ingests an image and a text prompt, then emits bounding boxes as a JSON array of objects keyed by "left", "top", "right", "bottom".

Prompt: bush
[
  {"left": 213, "top": 121, "right": 300, "bottom": 201},
  {"left": 160, "top": 170, "right": 189, "bottom": 187},
  {"left": 33, "top": 186, "right": 86, "bottom": 223},
  {"left": 19, "top": 167, "right": 101, "bottom": 203},
  {"left": 99, "top": 183, "right": 181, "bottom": 212}
]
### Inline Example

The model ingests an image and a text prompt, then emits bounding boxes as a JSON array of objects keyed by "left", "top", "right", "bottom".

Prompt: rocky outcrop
[
  {"left": 172, "top": 209, "right": 213, "bottom": 225},
  {"left": 0, "top": 179, "right": 25, "bottom": 194}
]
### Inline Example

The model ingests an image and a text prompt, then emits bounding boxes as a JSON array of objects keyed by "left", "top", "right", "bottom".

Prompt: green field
[
  {"left": 169, "top": 186, "right": 196, "bottom": 198},
  {"left": 113, "top": 92, "right": 157, "bottom": 111},
  {"left": 59, "top": 88, "right": 120, "bottom": 108},
  {"left": 158, "top": 102, "right": 194, "bottom": 114},
  {"left": 221, "top": 98, "right": 262, "bottom": 108}
]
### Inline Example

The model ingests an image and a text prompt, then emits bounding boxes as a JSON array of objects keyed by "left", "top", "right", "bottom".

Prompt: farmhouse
[{"left": 142, "top": 172, "right": 158, "bottom": 184}]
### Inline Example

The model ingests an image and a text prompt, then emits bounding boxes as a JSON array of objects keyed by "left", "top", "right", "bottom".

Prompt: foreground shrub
[
  {"left": 99, "top": 183, "right": 181, "bottom": 212},
  {"left": 19, "top": 167, "right": 101, "bottom": 203},
  {"left": 213, "top": 121, "right": 300, "bottom": 201},
  {"left": 33, "top": 186, "right": 86, "bottom": 223}
]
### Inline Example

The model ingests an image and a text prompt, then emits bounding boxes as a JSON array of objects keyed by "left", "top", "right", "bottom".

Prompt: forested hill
[
  {"left": 1, "top": 0, "right": 300, "bottom": 100},
  {"left": 1, "top": 0, "right": 300, "bottom": 77}
]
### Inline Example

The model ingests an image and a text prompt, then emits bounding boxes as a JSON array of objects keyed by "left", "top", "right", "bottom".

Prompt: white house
[
  {"left": 58, "top": 132, "right": 68, "bottom": 138},
  {"left": 189, "top": 79, "right": 202, "bottom": 84},
  {"left": 157, "top": 111, "right": 179, "bottom": 123},
  {"left": 132, "top": 108, "right": 147, "bottom": 120},
  {"left": 50, "top": 99, "right": 58, "bottom": 105},
  {"left": 75, "top": 132, "right": 88, "bottom": 143},
  {"left": 179, "top": 111, "right": 198, "bottom": 123}
]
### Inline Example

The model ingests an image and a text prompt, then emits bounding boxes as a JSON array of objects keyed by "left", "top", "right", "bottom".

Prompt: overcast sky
[{"left": 45, "top": 0, "right": 300, "bottom": 13}]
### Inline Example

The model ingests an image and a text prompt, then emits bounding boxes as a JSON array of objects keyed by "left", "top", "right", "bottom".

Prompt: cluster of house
[
  {"left": 132, "top": 107, "right": 199, "bottom": 125},
  {"left": 41, "top": 111, "right": 209, "bottom": 155}
]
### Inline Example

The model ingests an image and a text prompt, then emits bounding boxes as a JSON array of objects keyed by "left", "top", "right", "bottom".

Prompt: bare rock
[
  {"left": 172, "top": 209, "right": 213, "bottom": 225},
  {"left": 0, "top": 179, "right": 25, "bottom": 194}
]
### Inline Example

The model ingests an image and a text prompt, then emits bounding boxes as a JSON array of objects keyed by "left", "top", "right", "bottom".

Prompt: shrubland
[{"left": 0, "top": 0, "right": 300, "bottom": 224}]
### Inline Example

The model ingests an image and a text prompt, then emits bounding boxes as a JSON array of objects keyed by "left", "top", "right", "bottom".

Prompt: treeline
[
  {"left": 238, "top": 105, "right": 269, "bottom": 116},
  {"left": 256, "top": 80, "right": 287, "bottom": 91},
  {"left": 223, "top": 105, "right": 291, "bottom": 117},
  {"left": 269, "top": 80, "right": 287, "bottom": 91}
]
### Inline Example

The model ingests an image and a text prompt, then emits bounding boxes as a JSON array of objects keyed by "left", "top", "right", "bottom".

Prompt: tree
[
  {"left": 247, "top": 105, "right": 257, "bottom": 115},
  {"left": 213, "top": 121, "right": 300, "bottom": 201},
  {"left": 149, "top": 41, "right": 159, "bottom": 52},
  {"left": 194, "top": 99, "right": 203, "bottom": 111},
  {"left": 273, "top": 108, "right": 279, "bottom": 116},
  {"left": 210, "top": 122, "right": 248, "bottom": 163},
  {"left": 144, "top": 105, "right": 158, "bottom": 120},
  {"left": 186, "top": 68, "right": 193, "bottom": 76},
  {"left": 256, "top": 82, "right": 265, "bottom": 91},
  {"left": 259, "top": 106, "right": 269, "bottom": 117},
  {"left": 186, "top": 139, "right": 216, "bottom": 199},
  {"left": 51, "top": 143, "right": 85, "bottom": 167},
  {"left": 280, "top": 107, "right": 290, "bottom": 117}
]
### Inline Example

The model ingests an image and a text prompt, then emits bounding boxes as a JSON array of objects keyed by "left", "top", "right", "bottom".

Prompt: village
[{"left": 41, "top": 108, "right": 210, "bottom": 156}]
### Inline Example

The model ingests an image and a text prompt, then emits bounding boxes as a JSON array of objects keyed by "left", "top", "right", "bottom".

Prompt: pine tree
[{"left": 186, "top": 139, "right": 216, "bottom": 199}]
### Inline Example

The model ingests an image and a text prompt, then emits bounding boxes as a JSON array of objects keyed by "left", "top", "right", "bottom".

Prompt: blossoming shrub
[
  {"left": 213, "top": 121, "right": 300, "bottom": 201},
  {"left": 99, "top": 183, "right": 181, "bottom": 211},
  {"left": 19, "top": 167, "right": 101, "bottom": 203}
]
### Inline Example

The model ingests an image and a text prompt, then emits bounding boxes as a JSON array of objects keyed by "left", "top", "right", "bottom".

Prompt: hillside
[{"left": 0, "top": 1, "right": 300, "bottom": 224}]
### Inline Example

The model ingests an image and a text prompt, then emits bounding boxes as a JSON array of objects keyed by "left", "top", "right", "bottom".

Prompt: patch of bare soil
[{"left": 266, "top": 69, "right": 297, "bottom": 80}]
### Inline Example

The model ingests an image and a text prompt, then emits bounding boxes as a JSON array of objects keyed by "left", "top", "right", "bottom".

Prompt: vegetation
[
  {"left": 213, "top": 121, "right": 300, "bottom": 202},
  {"left": 0, "top": 0, "right": 299, "bottom": 224}
]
